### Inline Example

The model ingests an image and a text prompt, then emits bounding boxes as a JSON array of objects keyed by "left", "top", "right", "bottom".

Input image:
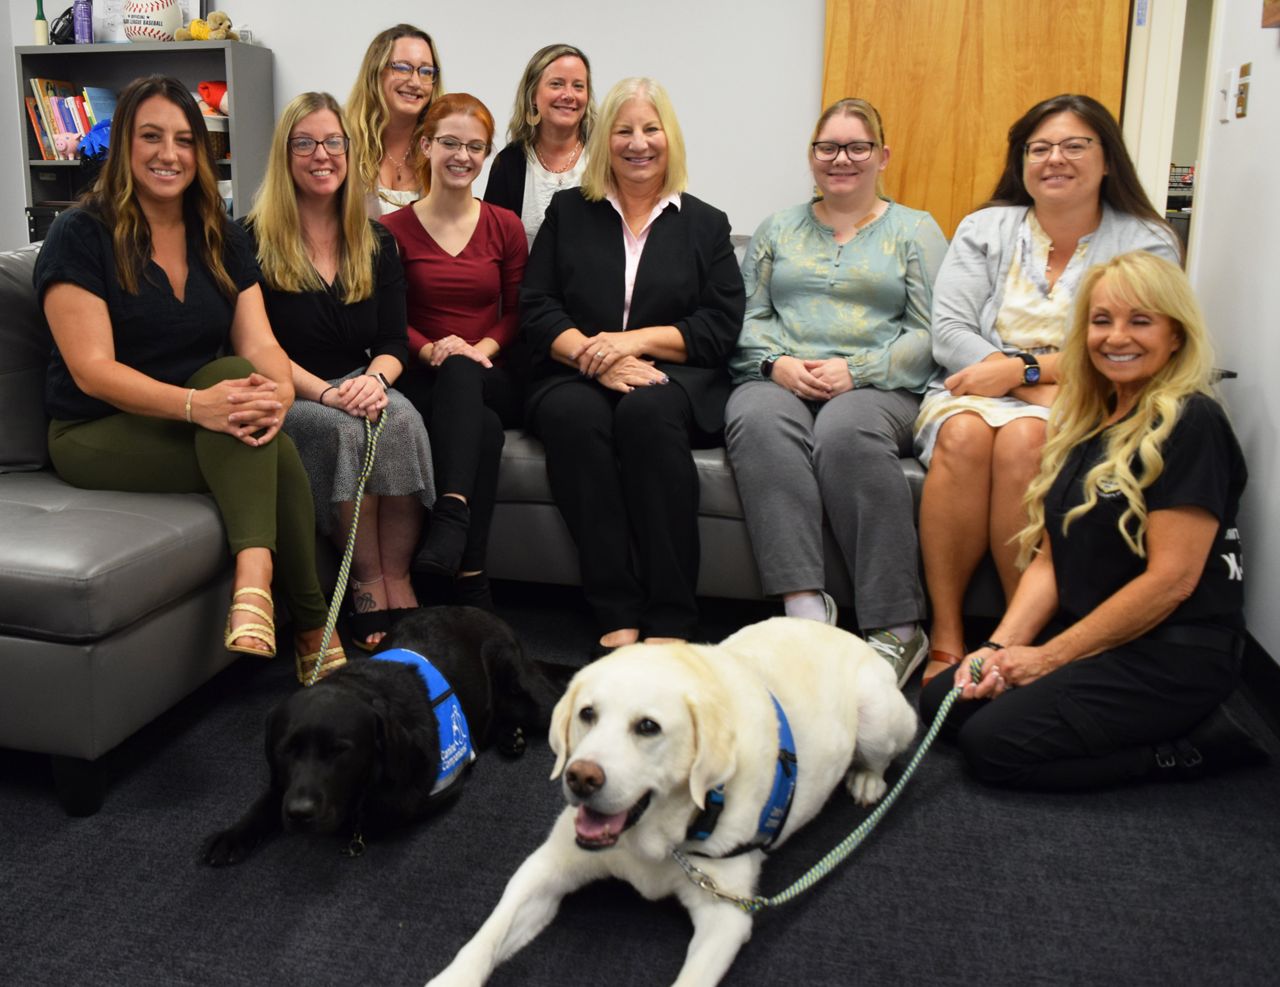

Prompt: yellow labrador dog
[{"left": 426, "top": 617, "right": 918, "bottom": 987}]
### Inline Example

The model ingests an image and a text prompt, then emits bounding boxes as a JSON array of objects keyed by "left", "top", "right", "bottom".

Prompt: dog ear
[
  {"left": 548, "top": 679, "right": 580, "bottom": 780},
  {"left": 686, "top": 692, "right": 736, "bottom": 809}
]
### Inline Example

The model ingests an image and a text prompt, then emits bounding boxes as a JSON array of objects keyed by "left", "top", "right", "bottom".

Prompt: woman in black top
[
  {"left": 246, "top": 92, "right": 435, "bottom": 651},
  {"left": 521, "top": 78, "right": 744, "bottom": 652},
  {"left": 484, "top": 43, "right": 594, "bottom": 247},
  {"left": 920, "top": 251, "right": 1264, "bottom": 788},
  {"left": 34, "top": 76, "right": 343, "bottom": 681}
]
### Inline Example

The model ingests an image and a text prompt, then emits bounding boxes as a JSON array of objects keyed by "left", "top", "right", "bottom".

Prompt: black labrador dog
[{"left": 202, "top": 606, "right": 557, "bottom": 865}]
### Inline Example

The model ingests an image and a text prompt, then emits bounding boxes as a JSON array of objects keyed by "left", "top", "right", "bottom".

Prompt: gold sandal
[
  {"left": 224, "top": 587, "right": 276, "bottom": 657},
  {"left": 296, "top": 644, "right": 347, "bottom": 685}
]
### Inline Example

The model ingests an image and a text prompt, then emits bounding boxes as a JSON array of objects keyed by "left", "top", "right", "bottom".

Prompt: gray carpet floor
[{"left": 3, "top": 584, "right": 1279, "bottom": 986}]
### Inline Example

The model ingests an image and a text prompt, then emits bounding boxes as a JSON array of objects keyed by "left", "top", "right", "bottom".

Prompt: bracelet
[
  {"left": 318, "top": 386, "right": 336, "bottom": 405},
  {"left": 372, "top": 371, "right": 390, "bottom": 391},
  {"left": 980, "top": 640, "right": 1005, "bottom": 651},
  {"left": 184, "top": 388, "right": 195, "bottom": 424}
]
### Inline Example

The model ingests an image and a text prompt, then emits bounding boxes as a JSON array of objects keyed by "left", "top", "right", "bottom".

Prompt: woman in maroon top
[{"left": 381, "top": 93, "right": 527, "bottom": 609}]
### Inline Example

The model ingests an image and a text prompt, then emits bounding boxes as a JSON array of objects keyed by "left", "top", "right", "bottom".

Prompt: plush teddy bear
[{"left": 175, "top": 10, "right": 239, "bottom": 42}]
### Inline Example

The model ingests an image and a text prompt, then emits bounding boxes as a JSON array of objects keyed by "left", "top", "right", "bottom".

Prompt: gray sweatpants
[{"left": 724, "top": 380, "right": 925, "bottom": 630}]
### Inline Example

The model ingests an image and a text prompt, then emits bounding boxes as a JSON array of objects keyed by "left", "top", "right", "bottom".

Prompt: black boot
[
  {"left": 453, "top": 572, "right": 494, "bottom": 612},
  {"left": 1154, "top": 705, "right": 1270, "bottom": 781},
  {"left": 414, "top": 496, "right": 470, "bottom": 577}
]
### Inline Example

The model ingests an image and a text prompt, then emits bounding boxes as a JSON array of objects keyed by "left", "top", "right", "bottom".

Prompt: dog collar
[
  {"left": 686, "top": 693, "right": 797, "bottom": 855},
  {"left": 372, "top": 648, "right": 476, "bottom": 797}
]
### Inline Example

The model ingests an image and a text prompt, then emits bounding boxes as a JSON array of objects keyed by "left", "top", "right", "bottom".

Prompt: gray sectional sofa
[{"left": 0, "top": 240, "right": 996, "bottom": 816}]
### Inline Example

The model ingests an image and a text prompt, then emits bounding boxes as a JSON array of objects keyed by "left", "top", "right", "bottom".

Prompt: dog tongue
[{"left": 575, "top": 805, "right": 628, "bottom": 841}]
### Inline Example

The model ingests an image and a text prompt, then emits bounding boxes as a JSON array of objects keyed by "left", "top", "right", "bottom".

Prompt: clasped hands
[
  {"left": 573, "top": 332, "right": 668, "bottom": 393},
  {"left": 194, "top": 372, "right": 289, "bottom": 446},
  {"left": 953, "top": 643, "right": 1062, "bottom": 700},
  {"left": 424, "top": 335, "right": 493, "bottom": 369},
  {"left": 320, "top": 373, "right": 388, "bottom": 422},
  {"left": 770, "top": 355, "right": 853, "bottom": 400}
]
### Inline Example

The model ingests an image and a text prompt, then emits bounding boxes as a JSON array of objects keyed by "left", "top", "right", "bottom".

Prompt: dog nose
[
  {"left": 286, "top": 795, "right": 318, "bottom": 824},
  {"left": 565, "top": 759, "right": 605, "bottom": 797}
]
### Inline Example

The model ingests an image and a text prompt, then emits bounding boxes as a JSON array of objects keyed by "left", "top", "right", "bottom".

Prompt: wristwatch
[
  {"left": 760, "top": 357, "right": 777, "bottom": 379},
  {"left": 1015, "top": 352, "right": 1041, "bottom": 385},
  {"left": 372, "top": 371, "right": 391, "bottom": 391}
]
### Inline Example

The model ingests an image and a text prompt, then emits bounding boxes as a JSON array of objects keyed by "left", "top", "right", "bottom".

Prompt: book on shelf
[
  {"left": 30, "top": 78, "right": 78, "bottom": 160},
  {"left": 24, "top": 97, "right": 54, "bottom": 161},
  {"left": 81, "top": 86, "right": 118, "bottom": 127}
]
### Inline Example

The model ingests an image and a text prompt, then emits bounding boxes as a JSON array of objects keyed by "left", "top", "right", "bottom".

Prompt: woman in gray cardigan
[{"left": 914, "top": 94, "right": 1180, "bottom": 687}]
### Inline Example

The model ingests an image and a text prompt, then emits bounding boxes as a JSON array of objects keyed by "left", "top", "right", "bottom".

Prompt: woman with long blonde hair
[
  {"left": 246, "top": 92, "right": 435, "bottom": 651},
  {"left": 919, "top": 251, "right": 1264, "bottom": 789},
  {"left": 346, "top": 24, "right": 444, "bottom": 215}
]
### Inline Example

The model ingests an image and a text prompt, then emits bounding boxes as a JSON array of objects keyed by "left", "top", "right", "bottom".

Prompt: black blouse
[
  {"left": 35, "top": 207, "right": 259, "bottom": 421},
  {"left": 245, "top": 221, "right": 409, "bottom": 381}
]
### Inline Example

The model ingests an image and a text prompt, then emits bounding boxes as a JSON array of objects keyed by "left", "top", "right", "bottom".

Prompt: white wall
[
  {"left": 2, "top": 0, "right": 826, "bottom": 248},
  {"left": 1187, "top": 8, "right": 1280, "bottom": 661}
]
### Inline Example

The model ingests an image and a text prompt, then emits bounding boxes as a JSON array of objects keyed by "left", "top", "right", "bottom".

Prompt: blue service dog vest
[{"left": 372, "top": 648, "right": 476, "bottom": 796}]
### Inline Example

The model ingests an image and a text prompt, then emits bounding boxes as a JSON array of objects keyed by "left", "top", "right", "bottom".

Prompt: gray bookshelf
[{"left": 16, "top": 40, "right": 273, "bottom": 240}]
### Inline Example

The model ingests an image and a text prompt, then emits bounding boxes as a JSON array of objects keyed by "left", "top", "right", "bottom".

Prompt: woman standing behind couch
[
  {"left": 725, "top": 98, "right": 947, "bottom": 686},
  {"left": 246, "top": 92, "right": 436, "bottom": 651},
  {"left": 521, "top": 77, "right": 744, "bottom": 652},
  {"left": 381, "top": 93, "right": 527, "bottom": 611},
  {"left": 34, "top": 76, "right": 344, "bottom": 682},
  {"left": 485, "top": 43, "right": 595, "bottom": 247},
  {"left": 914, "top": 94, "right": 1180, "bottom": 687},
  {"left": 347, "top": 24, "right": 444, "bottom": 216}
]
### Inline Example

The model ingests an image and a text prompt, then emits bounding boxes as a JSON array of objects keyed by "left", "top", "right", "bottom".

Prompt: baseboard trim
[{"left": 1240, "top": 632, "right": 1280, "bottom": 742}]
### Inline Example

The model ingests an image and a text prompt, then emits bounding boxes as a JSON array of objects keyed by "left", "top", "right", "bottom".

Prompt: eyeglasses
[
  {"left": 811, "top": 140, "right": 877, "bottom": 162},
  {"left": 431, "top": 136, "right": 489, "bottom": 156},
  {"left": 387, "top": 61, "right": 437, "bottom": 81},
  {"left": 1024, "top": 137, "right": 1096, "bottom": 162},
  {"left": 288, "top": 136, "right": 350, "bottom": 156}
]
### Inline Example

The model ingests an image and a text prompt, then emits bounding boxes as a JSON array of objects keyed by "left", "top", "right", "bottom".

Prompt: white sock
[
  {"left": 784, "top": 592, "right": 828, "bottom": 623},
  {"left": 878, "top": 623, "right": 918, "bottom": 643}
]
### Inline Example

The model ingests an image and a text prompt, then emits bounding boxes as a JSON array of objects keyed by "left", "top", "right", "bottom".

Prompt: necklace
[
  {"left": 534, "top": 140, "right": 583, "bottom": 187},
  {"left": 382, "top": 143, "right": 413, "bottom": 186}
]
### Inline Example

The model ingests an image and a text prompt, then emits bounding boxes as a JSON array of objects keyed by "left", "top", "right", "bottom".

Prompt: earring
[{"left": 525, "top": 105, "right": 542, "bottom": 128}]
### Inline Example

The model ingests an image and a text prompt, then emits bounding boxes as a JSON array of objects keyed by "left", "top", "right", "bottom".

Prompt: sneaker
[
  {"left": 820, "top": 591, "right": 838, "bottom": 626},
  {"left": 866, "top": 626, "right": 930, "bottom": 688}
]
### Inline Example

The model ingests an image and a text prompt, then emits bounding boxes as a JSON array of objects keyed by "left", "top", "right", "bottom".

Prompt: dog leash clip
[
  {"left": 671, "top": 850, "right": 764, "bottom": 914},
  {"left": 342, "top": 832, "right": 366, "bottom": 858}
]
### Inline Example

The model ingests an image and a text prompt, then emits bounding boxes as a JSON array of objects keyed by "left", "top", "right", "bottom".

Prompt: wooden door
[{"left": 823, "top": 0, "right": 1131, "bottom": 237}]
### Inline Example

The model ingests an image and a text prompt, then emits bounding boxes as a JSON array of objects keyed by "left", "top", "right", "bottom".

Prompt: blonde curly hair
[{"left": 1017, "top": 251, "right": 1216, "bottom": 567}]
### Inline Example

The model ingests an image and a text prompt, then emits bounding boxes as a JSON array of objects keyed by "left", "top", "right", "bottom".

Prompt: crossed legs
[{"left": 920, "top": 413, "right": 1046, "bottom": 670}]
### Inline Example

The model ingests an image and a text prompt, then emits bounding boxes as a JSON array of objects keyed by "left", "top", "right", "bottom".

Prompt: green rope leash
[
  {"left": 304, "top": 409, "right": 388, "bottom": 688},
  {"left": 672, "top": 655, "right": 986, "bottom": 913}
]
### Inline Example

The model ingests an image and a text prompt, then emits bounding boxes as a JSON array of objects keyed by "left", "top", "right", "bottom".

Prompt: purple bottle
[{"left": 73, "top": 0, "right": 93, "bottom": 44}]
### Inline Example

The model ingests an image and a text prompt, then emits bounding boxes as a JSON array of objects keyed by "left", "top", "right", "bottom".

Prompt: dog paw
[
  {"left": 201, "top": 829, "right": 257, "bottom": 867},
  {"left": 496, "top": 726, "right": 527, "bottom": 759},
  {"left": 846, "top": 770, "right": 887, "bottom": 806}
]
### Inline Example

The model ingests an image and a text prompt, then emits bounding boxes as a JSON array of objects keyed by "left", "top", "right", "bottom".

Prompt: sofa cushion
[
  {"left": 0, "top": 472, "right": 230, "bottom": 641},
  {"left": 0, "top": 244, "right": 50, "bottom": 473}
]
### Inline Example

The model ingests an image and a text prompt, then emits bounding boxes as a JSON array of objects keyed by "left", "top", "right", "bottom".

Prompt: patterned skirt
[{"left": 284, "top": 371, "right": 435, "bottom": 536}]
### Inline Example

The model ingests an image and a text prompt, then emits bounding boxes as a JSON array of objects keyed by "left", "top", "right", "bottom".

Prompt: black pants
[
  {"left": 398, "top": 357, "right": 514, "bottom": 571},
  {"left": 919, "top": 627, "right": 1241, "bottom": 791},
  {"left": 530, "top": 378, "right": 716, "bottom": 639}
]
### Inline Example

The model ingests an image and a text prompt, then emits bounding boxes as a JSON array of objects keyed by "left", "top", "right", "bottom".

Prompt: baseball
[{"left": 123, "top": 0, "right": 182, "bottom": 43}]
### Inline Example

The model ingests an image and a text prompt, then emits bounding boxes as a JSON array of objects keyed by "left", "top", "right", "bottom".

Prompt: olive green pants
[{"left": 48, "top": 356, "right": 328, "bottom": 629}]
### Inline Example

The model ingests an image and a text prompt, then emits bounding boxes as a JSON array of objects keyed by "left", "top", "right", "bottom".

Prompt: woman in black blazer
[{"left": 521, "top": 77, "right": 745, "bottom": 652}]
